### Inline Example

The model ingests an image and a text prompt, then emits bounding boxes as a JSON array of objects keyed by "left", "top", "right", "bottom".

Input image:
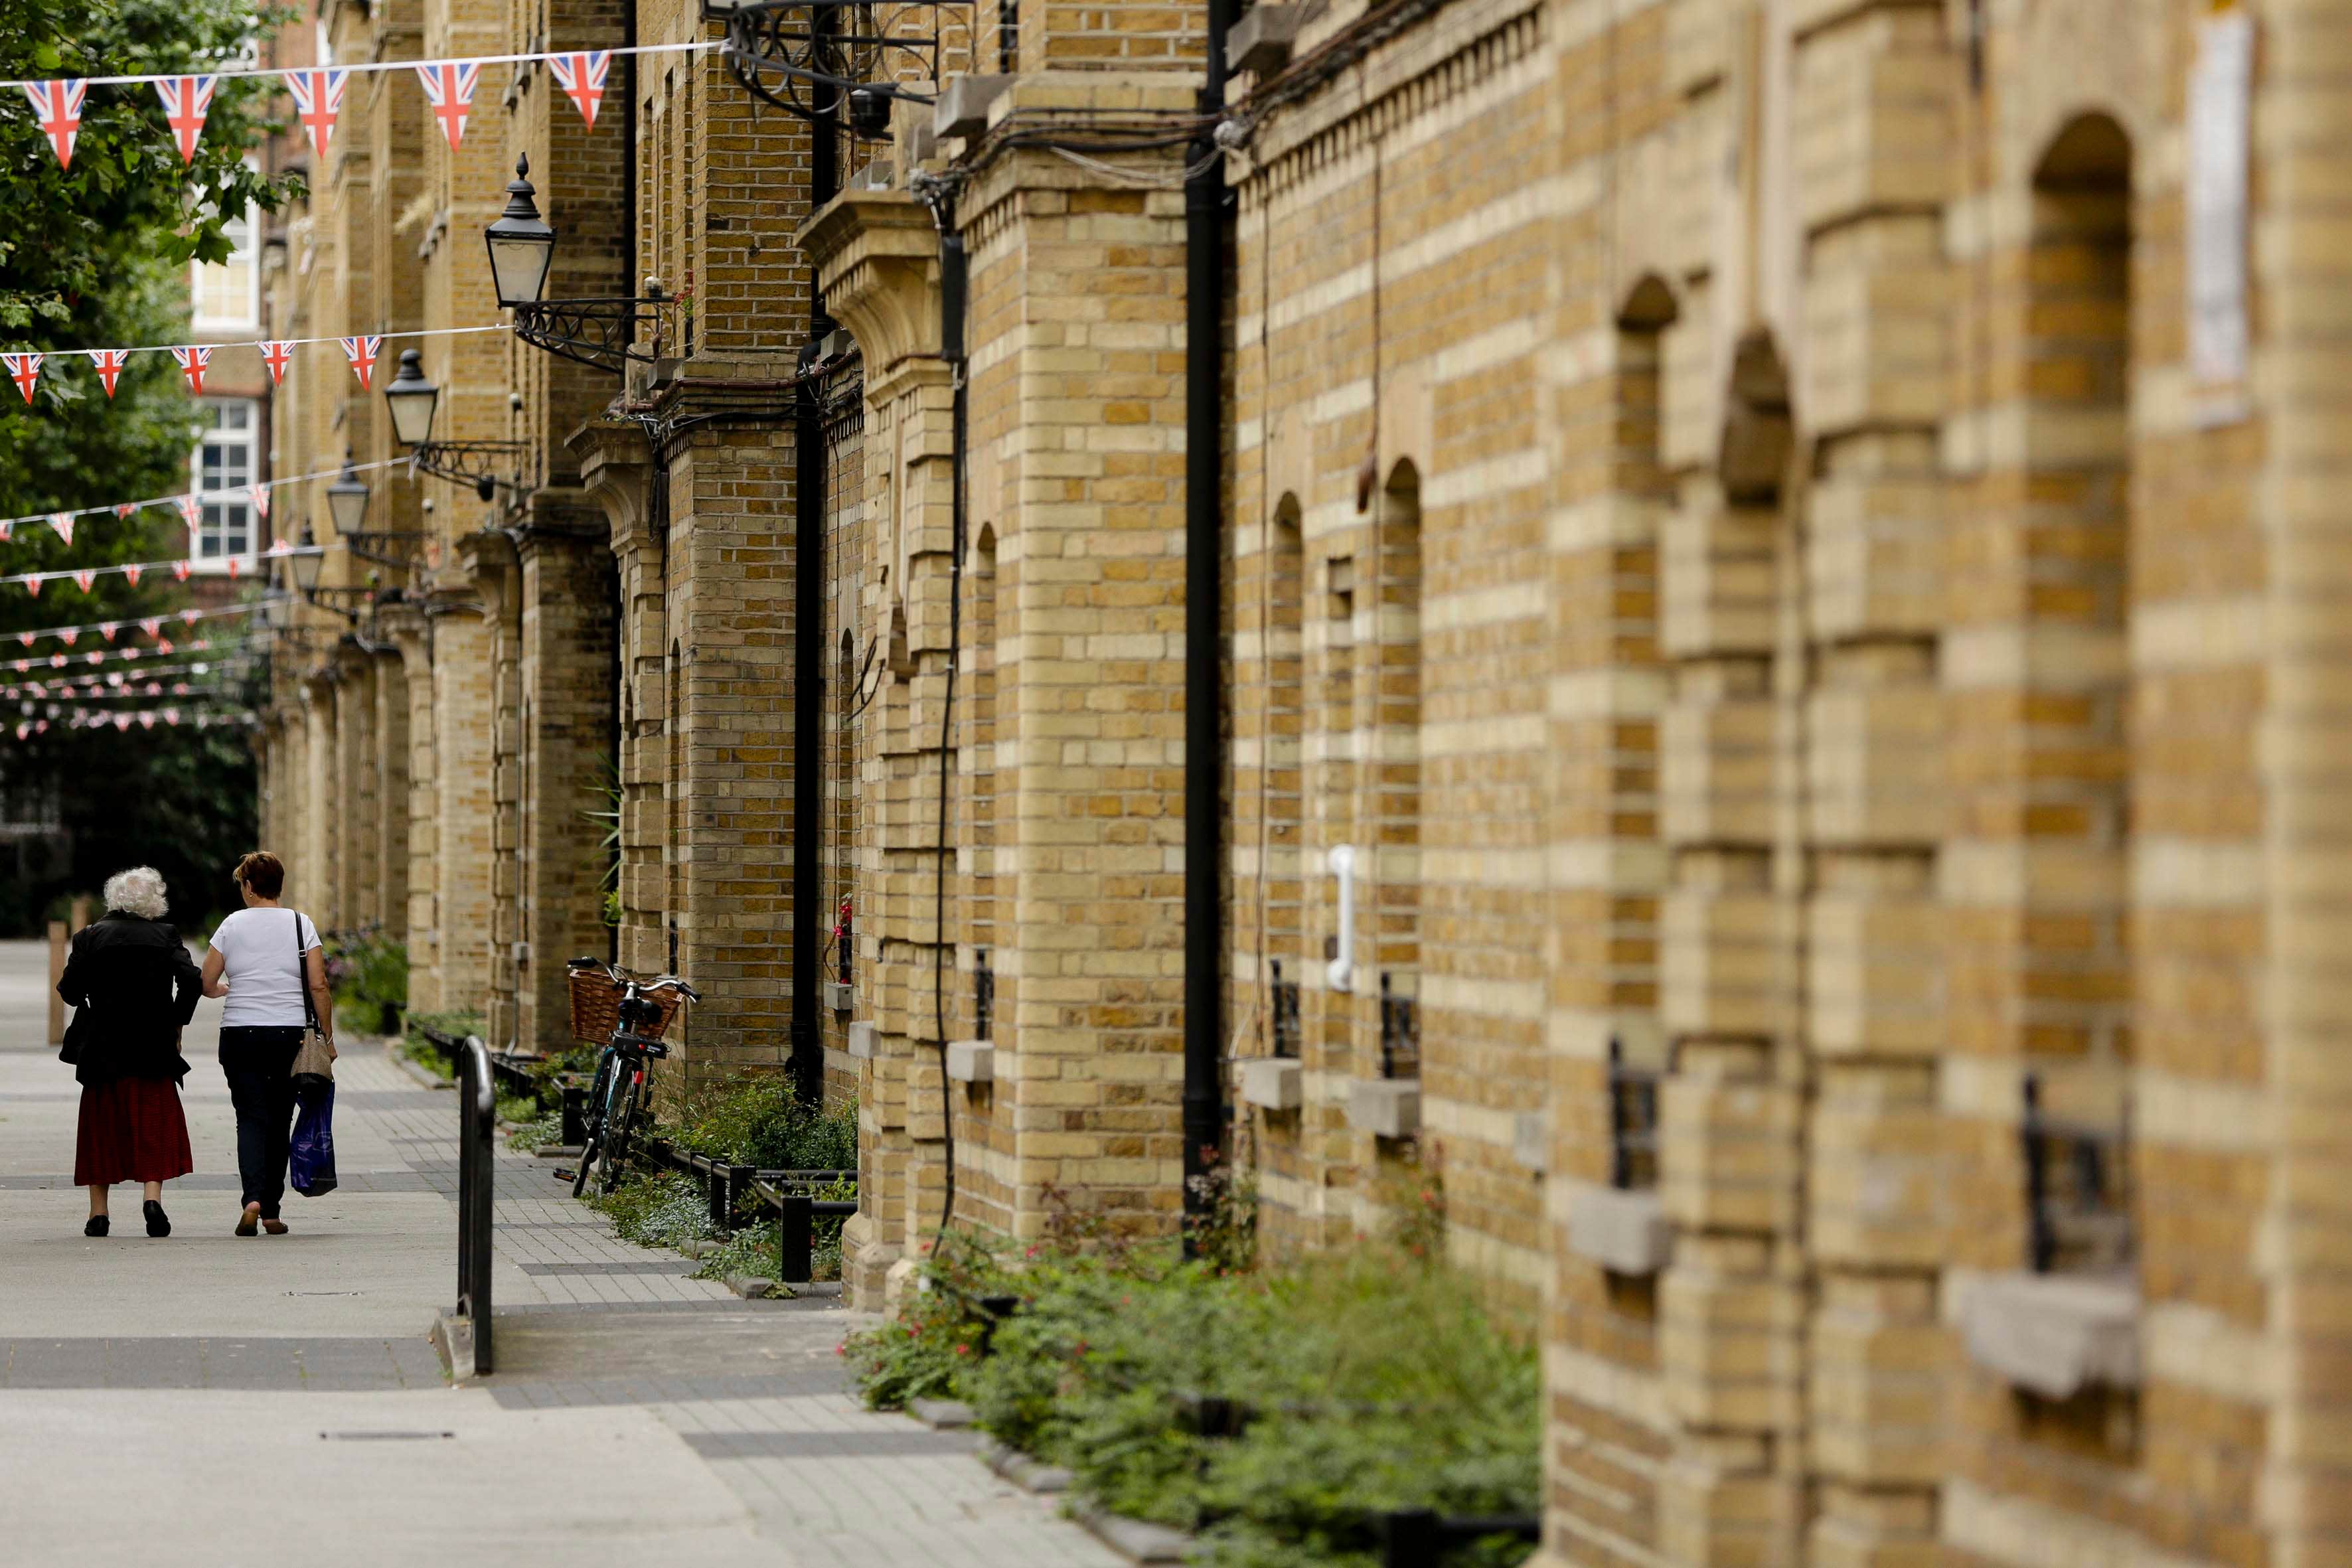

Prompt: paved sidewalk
[{"left": 0, "top": 937, "right": 1117, "bottom": 1567}]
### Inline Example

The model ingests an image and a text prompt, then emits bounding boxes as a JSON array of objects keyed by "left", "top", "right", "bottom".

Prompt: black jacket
[{"left": 58, "top": 913, "right": 203, "bottom": 1087}]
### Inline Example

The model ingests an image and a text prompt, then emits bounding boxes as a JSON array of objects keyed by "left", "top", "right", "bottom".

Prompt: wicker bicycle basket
[{"left": 566, "top": 965, "right": 686, "bottom": 1045}]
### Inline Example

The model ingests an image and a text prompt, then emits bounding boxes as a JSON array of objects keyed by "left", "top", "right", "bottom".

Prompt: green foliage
[
  {"left": 842, "top": 1179, "right": 1539, "bottom": 1568},
  {"left": 505, "top": 1104, "right": 564, "bottom": 1152},
  {"left": 591, "top": 1172, "right": 715, "bottom": 1251},
  {"left": 582, "top": 757, "right": 621, "bottom": 926},
  {"left": 0, "top": 1, "right": 310, "bottom": 937},
  {"left": 325, "top": 926, "right": 408, "bottom": 1020},
  {"left": 398, "top": 1008, "right": 482, "bottom": 1083},
  {"left": 670, "top": 1073, "right": 858, "bottom": 1172}
]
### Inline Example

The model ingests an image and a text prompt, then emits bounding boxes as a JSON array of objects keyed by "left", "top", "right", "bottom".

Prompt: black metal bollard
[
  {"left": 456, "top": 1038, "right": 496, "bottom": 1374},
  {"left": 777, "top": 1194, "right": 814, "bottom": 1283},
  {"left": 560, "top": 1083, "right": 587, "bottom": 1147}
]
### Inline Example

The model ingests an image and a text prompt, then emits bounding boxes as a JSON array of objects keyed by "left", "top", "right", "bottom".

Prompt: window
[
  {"left": 193, "top": 204, "right": 258, "bottom": 331},
  {"left": 191, "top": 400, "right": 258, "bottom": 566}
]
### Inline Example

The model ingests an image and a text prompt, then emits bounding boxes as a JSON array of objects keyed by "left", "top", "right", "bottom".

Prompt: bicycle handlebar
[{"left": 566, "top": 955, "right": 700, "bottom": 1004}]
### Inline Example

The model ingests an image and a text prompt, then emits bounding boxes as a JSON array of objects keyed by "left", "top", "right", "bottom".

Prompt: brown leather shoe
[
  {"left": 262, "top": 1218, "right": 288, "bottom": 1235},
  {"left": 235, "top": 1204, "right": 260, "bottom": 1237}
]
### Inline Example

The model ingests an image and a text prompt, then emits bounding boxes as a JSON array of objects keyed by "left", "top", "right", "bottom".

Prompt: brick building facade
[{"left": 252, "top": 0, "right": 2352, "bottom": 1561}]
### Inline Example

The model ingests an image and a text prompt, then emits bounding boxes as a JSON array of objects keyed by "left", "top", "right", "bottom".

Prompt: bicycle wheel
[
  {"left": 570, "top": 1051, "right": 617, "bottom": 1198},
  {"left": 598, "top": 1066, "right": 644, "bottom": 1196}
]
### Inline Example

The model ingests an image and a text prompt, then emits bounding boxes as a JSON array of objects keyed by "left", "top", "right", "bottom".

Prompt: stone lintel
[
  {"left": 1960, "top": 1271, "right": 2141, "bottom": 1400},
  {"left": 847, "top": 1020, "right": 880, "bottom": 1059}
]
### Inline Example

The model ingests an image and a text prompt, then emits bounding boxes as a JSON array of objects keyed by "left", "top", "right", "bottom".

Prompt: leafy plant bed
[{"left": 842, "top": 1196, "right": 1539, "bottom": 1568}]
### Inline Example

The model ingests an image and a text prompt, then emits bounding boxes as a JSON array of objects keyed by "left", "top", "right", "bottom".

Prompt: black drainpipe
[
  {"left": 1181, "top": 0, "right": 1231, "bottom": 1241},
  {"left": 789, "top": 96, "right": 840, "bottom": 1105}
]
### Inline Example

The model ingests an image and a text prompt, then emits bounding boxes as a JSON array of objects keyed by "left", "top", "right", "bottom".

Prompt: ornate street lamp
[
  {"left": 291, "top": 529, "right": 325, "bottom": 597},
  {"left": 384, "top": 349, "right": 440, "bottom": 446},
  {"left": 382, "top": 349, "right": 521, "bottom": 501},
  {"left": 493, "top": 157, "right": 682, "bottom": 376},
  {"left": 325, "top": 457, "right": 370, "bottom": 538},
  {"left": 485, "top": 156, "right": 558, "bottom": 309}
]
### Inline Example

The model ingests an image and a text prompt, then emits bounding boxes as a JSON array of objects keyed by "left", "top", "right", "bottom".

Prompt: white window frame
[
  {"left": 189, "top": 398, "right": 260, "bottom": 571},
  {"left": 191, "top": 200, "right": 260, "bottom": 333}
]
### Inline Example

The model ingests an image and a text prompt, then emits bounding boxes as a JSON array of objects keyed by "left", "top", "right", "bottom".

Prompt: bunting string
[
  {"left": 0, "top": 601, "right": 260, "bottom": 651},
  {"left": 0, "top": 328, "right": 509, "bottom": 404},
  {"left": 5, "top": 41, "right": 710, "bottom": 170},
  {"left": 0, "top": 455, "right": 402, "bottom": 539}
]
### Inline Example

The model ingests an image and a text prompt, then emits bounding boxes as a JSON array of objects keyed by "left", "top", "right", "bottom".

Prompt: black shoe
[
  {"left": 143, "top": 1200, "right": 170, "bottom": 1238},
  {"left": 84, "top": 1214, "right": 108, "bottom": 1237}
]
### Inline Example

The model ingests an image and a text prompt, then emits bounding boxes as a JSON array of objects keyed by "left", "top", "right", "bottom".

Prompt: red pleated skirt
[{"left": 74, "top": 1077, "right": 194, "bottom": 1186}]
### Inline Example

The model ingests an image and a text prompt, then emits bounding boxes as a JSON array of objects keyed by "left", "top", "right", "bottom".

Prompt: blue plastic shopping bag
[{"left": 290, "top": 1078, "right": 339, "bottom": 1197}]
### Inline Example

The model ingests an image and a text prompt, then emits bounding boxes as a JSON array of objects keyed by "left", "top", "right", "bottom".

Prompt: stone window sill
[
  {"left": 945, "top": 1040, "right": 994, "bottom": 1083},
  {"left": 1960, "top": 1271, "right": 2141, "bottom": 1399},
  {"left": 1237, "top": 1058, "right": 1301, "bottom": 1111},
  {"left": 1567, "top": 1186, "right": 1671, "bottom": 1276},
  {"left": 1346, "top": 1079, "right": 1419, "bottom": 1139}
]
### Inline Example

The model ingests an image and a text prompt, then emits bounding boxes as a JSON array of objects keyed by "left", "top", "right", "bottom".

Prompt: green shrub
[
  {"left": 592, "top": 1172, "right": 716, "bottom": 1251},
  {"left": 325, "top": 926, "right": 408, "bottom": 1022},
  {"left": 672, "top": 1073, "right": 857, "bottom": 1172},
  {"left": 841, "top": 1180, "right": 1539, "bottom": 1567},
  {"left": 506, "top": 1105, "right": 565, "bottom": 1154}
]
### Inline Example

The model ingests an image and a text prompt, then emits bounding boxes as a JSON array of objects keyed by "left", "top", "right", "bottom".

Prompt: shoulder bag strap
[{"left": 293, "top": 911, "right": 319, "bottom": 1033}]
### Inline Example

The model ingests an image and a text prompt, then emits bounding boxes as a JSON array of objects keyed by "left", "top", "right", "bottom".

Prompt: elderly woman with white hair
[{"left": 57, "top": 866, "right": 204, "bottom": 1238}]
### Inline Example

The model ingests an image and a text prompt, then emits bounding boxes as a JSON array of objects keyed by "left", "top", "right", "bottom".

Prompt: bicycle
[{"left": 556, "top": 958, "right": 698, "bottom": 1198}]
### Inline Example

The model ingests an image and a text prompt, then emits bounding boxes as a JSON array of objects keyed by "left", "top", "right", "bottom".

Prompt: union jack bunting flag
[
  {"left": 259, "top": 341, "right": 295, "bottom": 386},
  {"left": 415, "top": 62, "right": 483, "bottom": 150},
  {"left": 57, "top": 630, "right": 76, "bottom": 646},
  {"left": 285, "top": 68, "right": 349, "bottom": 163},
  {"left": 13, "top": 634, "right": 27, "bottom": 649},
  {"left": 171, "top": 560, "right": 193, "bottom": 582},
  {"left": 342, "top": 335, "right": 384, "bottom": 390},
  {"left": 250, "top": 483, "right": 270, "bottom": 519},
  {"left": 153, "top": 76, "right": 219, "bottom": 165},
  {"left": 46, "top": 514, "right": 72, "bottom": 546},
  {"left": 115, "top": 503, "right": 135, "bottom": 518},
  {"left": 226, "top": 556, "right": 241, "bottom": 579},
  {"left": 0, "top": 523, "right": 11, "bottom": 543},
  {"left": 99, "top": 624, "right": 118, "bottom": 643},
  {"left": 139, "top": 619, "right": 161, "bottom": 639},
  {"left": 170, "top": 347, "right": 212, "bottom": 395},
  {"left": 546, "top": 51, "right": 611, "bottom": 129},
  {"left": 21, "top": 80, "right": 86, "bottom": 169},
  {"left": 71, "top": 570, "right": 94, "bottom": 594},
  {"left": 179, "top": 609, "right": 200, "bottom": 625},
  {"left": 25, "top": 576, "right": 42, "bottom": 599},
  {"left": 121, "top": 564, "right": 141, "bottom": 586},
  {"left": 177, "top": 496, "right": 201, "bottom": 532},
  {"left": 86, "top": 349, "right": 129, "bottom": 398},
  {"left": 2, "top": 354, "right": 42, "bottom": 405}
]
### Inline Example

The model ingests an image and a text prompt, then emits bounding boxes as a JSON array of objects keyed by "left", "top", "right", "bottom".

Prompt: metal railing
[
  {"left": 1379, "top": 1510, "right": 1541, "bottom": 1566},
  {"left": 1608, "top": 1038, "right": 1659, "bottom": 1192},
  {"left": 455, "top": 1036, "right": 497, "bottom": 1374},
  {"left": 1378, "top": 971, "right": 1419, "bottom": 1079},
  {"left": 1270, "top": 960, "right": 1301, "bottom": 1059},
  {"left": 635, "top": 1137, "right": 859, "bottom": 1285},
  {"left": 2022, "top": 1074, "right": 2133, "bottom": 1275}
]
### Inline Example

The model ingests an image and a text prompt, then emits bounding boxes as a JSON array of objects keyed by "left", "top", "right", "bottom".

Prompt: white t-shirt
[{"left": 209, "top": 907, "right": 323, "bottom": 1028}]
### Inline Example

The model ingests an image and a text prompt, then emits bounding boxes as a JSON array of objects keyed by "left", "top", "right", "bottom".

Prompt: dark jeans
[{"left": 219, "top": 1026, "right": 304, "bottom": 1217}]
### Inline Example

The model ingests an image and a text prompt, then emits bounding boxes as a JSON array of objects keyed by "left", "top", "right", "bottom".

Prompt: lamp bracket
[
  {"left": 512, "top": 296, "right": 681, "bottom": 376},
  {"left": 707, "top": 0, "right": 949, "bottom": 121},
  {"left": 407, "top": 439, "right": 528, "bottom": 489}
]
